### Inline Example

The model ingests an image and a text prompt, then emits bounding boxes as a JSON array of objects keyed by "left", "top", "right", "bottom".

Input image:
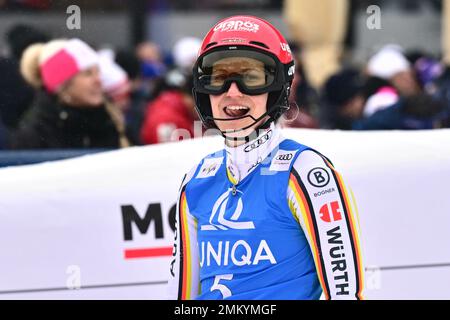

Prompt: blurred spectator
[
  {"left": 6, "top": 23, "right": 49, "bottom": 60},
  {"left": 321, "top": 68, "right": 365, "bottom": 129},
  {"left": 115, "top": 49, "right": 149, "bottom": 145},
  {"left": 420, "top": 62, "right": 450, "bottom": 128},
  {"left": 116, "top": 49, "right": 141, "bottom": 81},
  {"left": 10, "top": 38, "right": 129, "bottom": 149},
  {"left": 365, "top": 45, "right": 422, "bottom": 117},
  {"left": 362, "top": 77, "right": 399, "bottom": 118},
  {"left": 172, "top": 36, "right": 202, "bottom": 74},
  {"left": 355, "top": 45, "right": 450, "bottom": 130},
  {"left": 135, "top": 41, "right": 167, "bottom": 122},
  {"left": 140, "top": 37, "right": 202, "bottom": 144},
  {"left": 367, "top": 46, "right": 418, "bottom": 87},
  {"left": 98, "top": 49, "right": 131, "bottom": 111},
  {"left": 136, "top": 41, "right": 166, "bottom": 79},
  {"left": 282, "top": 41, "right": 320, "bottom": 129},
  {"left": 353, "top": 95, "right": 449, "bottom": 130},
  {"left": 140, "top": 68, "right": 197, "bottom": 144},
  {"left": 0, "top": 24, "right": 49, "bottom": 130},
  {"left": 412, "top": 55, "right": 444, "bottom": 94}
]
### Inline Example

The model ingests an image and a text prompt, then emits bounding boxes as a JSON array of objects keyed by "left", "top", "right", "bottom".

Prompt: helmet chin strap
[
  {"left": 207, "top": 85, "right": 289, "bottom": 143},
  {"left": 221, "top": 117, "right": 272, "bottom": 143}
]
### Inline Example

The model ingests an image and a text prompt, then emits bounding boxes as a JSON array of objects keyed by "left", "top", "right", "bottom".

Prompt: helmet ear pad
[
  {"left": 266, "top": 83, "right": 292, "bottom": 123},
  {"left": 193, "top": 89, "right": 217, "bottom": 129}
]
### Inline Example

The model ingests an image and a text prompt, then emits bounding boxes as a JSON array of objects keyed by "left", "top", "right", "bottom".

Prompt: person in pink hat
[{"left": 10, "top": 38, "right": 129, "bottom": 149}]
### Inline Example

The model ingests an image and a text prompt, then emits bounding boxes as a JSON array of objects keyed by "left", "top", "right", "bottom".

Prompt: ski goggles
[{"left": 194, "top": 48, "right": 287, "bottom": 95}]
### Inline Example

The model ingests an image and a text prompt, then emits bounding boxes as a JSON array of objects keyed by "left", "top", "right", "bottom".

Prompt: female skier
[{"left": 168, "top": 15, "right": 364, "bottom": 300}]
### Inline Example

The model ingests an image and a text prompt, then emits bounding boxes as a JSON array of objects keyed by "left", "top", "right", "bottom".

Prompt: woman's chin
[{"left": 84, "top": 97, "right": 105, "bottom": 108}]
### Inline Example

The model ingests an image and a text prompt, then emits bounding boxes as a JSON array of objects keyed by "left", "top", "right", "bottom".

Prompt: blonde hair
[
  {"left": 104, "top": 100, "right": 131, "bottom": 148},
  {"left": 20, "top": 43, "right": 44, "bottom": 88}
]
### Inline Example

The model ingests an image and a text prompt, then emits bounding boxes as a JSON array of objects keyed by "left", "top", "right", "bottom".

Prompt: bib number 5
[{"left": 211, "top": 274, "right": 233, "bottom": 299}]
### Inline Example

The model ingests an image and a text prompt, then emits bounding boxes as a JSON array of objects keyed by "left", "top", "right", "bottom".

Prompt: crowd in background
[{"left": 0, "top": 19, "right": 449, "bottom": 150}]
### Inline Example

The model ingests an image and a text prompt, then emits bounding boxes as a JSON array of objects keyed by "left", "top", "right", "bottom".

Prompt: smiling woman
[
  {"left": 198, "top": 54, "right": 275, "bottom": 140},
  {"left": 58, "top": 66, "right": 104, "bottom": 108},
  {"left": 10, "top": 38, "right": 129, "bottom": 149},
  {"left": 168, "top": 15, "right": 365, "bottom": 300}
]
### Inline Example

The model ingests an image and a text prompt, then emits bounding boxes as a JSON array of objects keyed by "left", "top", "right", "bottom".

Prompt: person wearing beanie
[
  {"left": 366, "top": 45, "right": 421, "bottom": 97},
  {"left": 362, "top": 45, "right": 420, "bottom": 118},
  {"left": 172, "top": 36, "right": 202, "bottom": 73},
  {"left": 98, "top": 48, "right": 131, "bottom": 111},
  {"left": 10, "top": 38, "right": 129, "bottom": 149}
]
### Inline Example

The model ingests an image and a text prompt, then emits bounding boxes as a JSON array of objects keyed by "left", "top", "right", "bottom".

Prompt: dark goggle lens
[{"left": 197, "top": 50, "right": 277, "bottom": 93}]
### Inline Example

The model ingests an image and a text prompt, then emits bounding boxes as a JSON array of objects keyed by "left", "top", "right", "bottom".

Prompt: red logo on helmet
[
  {"left": 319, "top": 201, "right": 342, "bottom": 223},
  {"left": 213, "top": 20, "right": 260, "bottom": 33},
  {"left": 280, "top": 42, "right": 291, "bottom": 54}
]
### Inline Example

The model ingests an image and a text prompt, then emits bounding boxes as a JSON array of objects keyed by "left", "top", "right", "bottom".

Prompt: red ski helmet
[{"left": 192, "top": 15, "right": 295, "bottom": 133}]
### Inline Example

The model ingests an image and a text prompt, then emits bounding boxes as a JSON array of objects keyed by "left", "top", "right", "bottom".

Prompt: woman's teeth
[{"left": 224, "top": 106, "right": 250, "bottom": 117}]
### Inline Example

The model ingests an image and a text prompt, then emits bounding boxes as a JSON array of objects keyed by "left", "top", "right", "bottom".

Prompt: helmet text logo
[{"left": 214, "top": 20, "right": 260, "bottom": 33}]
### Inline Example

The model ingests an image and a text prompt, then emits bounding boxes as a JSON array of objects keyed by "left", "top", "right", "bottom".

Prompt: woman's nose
[
  {"left": 92, "top": 72, "right": 102, "bottom": 87},
  {"left": 226, "top": 82, "right": 243, "bottom": 97}
]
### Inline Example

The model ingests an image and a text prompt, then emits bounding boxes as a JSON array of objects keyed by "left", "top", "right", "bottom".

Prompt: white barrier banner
[{"left": 0, "top": 128, "right": 449, "bottom": 299}]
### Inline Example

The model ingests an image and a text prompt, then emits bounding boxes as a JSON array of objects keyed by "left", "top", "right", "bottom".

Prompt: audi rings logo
[
  {"left": 244, "top": 130, "right": 272, "bottom": 152},
  {"left": 276, "top": 153, "right": 293, "bottom": 161},
  {"left": 307, "top": 167, "right": 330, "bottom": 188}
]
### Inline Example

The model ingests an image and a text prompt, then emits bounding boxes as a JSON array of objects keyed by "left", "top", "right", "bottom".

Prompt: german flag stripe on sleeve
[
  {"left": 176, "top": 185, "right": 197, "bottom": 300},
  {"left": 321, "top": 157, "right": 364, "bottom": 300},
  {"left": 168, "top": 167, "right": 199, "bottom": 301},
  {"left": 178, "top": 189, "right": 197, "bottom": 300},
  {"left": 176, "top": 187, "right": 185, "bottom": 300},
  {"left": 289, "top": 169, "right": 331, "bottom": 300}
]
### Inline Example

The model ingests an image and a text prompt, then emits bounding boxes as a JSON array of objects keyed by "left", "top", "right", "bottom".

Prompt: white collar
[{"left": 224, "top": 122, "right": 283, "bottom": 185}]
